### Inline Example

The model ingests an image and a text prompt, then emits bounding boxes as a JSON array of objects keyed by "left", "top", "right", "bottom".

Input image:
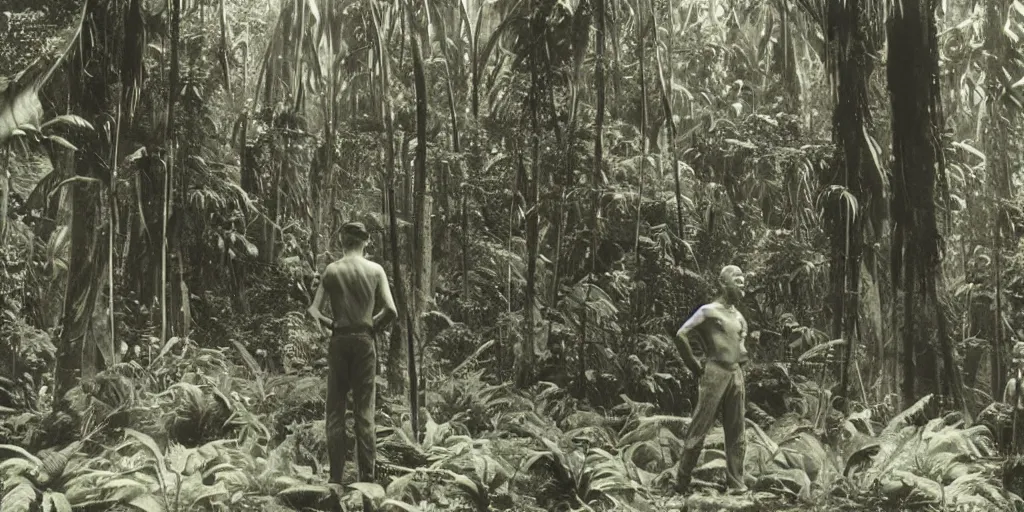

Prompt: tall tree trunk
[
  {"left": 664, "top": 0, "right": 684, "bottom": 235},
  {"left": 827, "top": 0, "right": 871, "bottom": 412},
  {"left": 985, "top": 0, "right": 1012, "bottom": 399},
  {"left": 310, "top": 0, "right": 337, "bottom": 270},
  {"left": 161, "top": 0, "right": 181, "bottom": 344},
  {"left": 233, "top": 114, "right": 252, "bottom": 316},
  {"left": 516, "top": 1, "right": 542, "bottom": 388},
  {"left": 386, "top": 143, "right": 413, "bottom": 399},
  {"left": 583, "top": 0, "right": 606, "bottom": 392},
  {"left": 436, "top": 16, "right": 466, "bottom": 312},
  {"left": 309, "top": 143, "right": 326, "bottom": 267},
  {"left": 548, "top": 0, "right": 590, "bottom": 357},
  {"left": 632, "top": 0, "right": 649, "bottom": 347},
  {"left": 887, "top": 0, "right": 958, "bottom": 407},
  {"left": 372, "top": 4, "right": 415, "bottom": 431},
  {"left": 776, "top": 0, "right": 801, "bottom": 112},
  {"left": 409, "top": 2, "right": 431, "bottom": 418},
  {"left": 55, "top": 0, "right": 121, "bottom": 404}
]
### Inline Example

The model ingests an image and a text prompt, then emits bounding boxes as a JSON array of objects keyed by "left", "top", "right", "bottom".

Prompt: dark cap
[{"left": 342, "top": 221, "right": 369, "bottom": 240}]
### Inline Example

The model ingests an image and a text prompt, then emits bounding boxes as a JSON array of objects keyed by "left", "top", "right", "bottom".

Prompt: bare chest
[{"left": 705, "top": 308, "right": 744, "bottom": 338}]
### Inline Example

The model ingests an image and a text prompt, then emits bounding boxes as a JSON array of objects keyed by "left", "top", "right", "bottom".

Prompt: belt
[{"left": 332, "top": 324, "right": 374, "bottom": 335}]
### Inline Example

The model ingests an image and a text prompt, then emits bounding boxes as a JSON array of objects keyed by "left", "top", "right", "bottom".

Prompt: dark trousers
[
  {"left": 676, "top": 359, "right": 747, "bottom": 491},
  {"left": 326, "top": 327, "right": 377, "bottom": 489}
]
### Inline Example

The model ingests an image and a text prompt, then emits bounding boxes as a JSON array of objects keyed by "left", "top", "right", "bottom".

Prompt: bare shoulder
[
  {"left": 322, "top": 260, "right": 341, "bottom": 277},
  {"left": 319, "top": 261, "right": 341, "bottom": 290},
  {"left": 684, "top": 304, "right": 713, "bottom": 324},
  {"left": 362, "top": 260, "right": 388, "bottom": 282},
  {"left": 368, "top": 259, "right": 387, "bottom": 275},
  {"left": 700, "top": 303, "right": 723, "bottom": 316}
]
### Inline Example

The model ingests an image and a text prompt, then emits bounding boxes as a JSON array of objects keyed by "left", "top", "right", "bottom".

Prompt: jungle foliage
[{"left": 2, "top": 0, "right": 1024, "bottom": 510}]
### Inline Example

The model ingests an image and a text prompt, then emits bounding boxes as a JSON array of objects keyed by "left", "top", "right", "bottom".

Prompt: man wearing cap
[
  {"left": 307, "top": 221, "right": 398, "bottom": 497},
  {"left": 673, "top": 264, "right": 750, "bottom": 495}
]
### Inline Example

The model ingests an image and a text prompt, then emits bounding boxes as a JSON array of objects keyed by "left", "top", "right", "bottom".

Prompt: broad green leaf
[
  {"left": 122, "top": 429, "right": 167, "bottom": 473},
  {"left": 128, "top": 494, "right": 164, "bottom": 512},
  {"left": 155, "top": 337, "right": 182, "bottom": 361},
  {"left": 1, "top": 479, "right": 37, "bottom": 512},
  {"left": 0, "top": 445, "right": 44, "bottom": 467},
  {"left": 186, "top": 480, "right": 229, "bottom": 507},
  {"left": 46, "top": 135, "right": 78, "bottom": 151},
  {"left": 0, "top": 457, "right": 39, "bottom": 477},
  {"left": 45, "top": 176, "right": 103, "bottom": 201},
  {"left": 349, "top": 481, "right": 386, "bottom": 502},
  {"left": 39, "top": 114, "right": 94, "bottom": 131},
  {"left": 0, "top": 76, "right": 44, "bottom": 144}
]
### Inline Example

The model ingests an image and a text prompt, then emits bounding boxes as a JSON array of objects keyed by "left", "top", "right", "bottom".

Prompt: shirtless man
[
  {"left": 307, "top": 222, "right": 397, "bottom": 497},
  {"left": 674, "top": 265, "right": 750, "bottom": 495}
]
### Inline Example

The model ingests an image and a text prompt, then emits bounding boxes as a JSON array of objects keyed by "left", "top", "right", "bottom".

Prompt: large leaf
[
  {"left": 0, "top": 445, "right": 44, "bottom": 467},
  {"left": 881, "top": 394, "right": 933, "bottom": 436},
  {"left": 1, "top": 477, "right": 38, "bottom": 512},
  {"left": 128, "top": 494, "right": 164, "bottom": 512},
  {"left": 0, "top": 71, "right": 44, "bottom": 144},
  {"left": 43, "top": 492, "right": 72, "bottom": 512},
  {"left": 348, "top": 482, "right": 386, "bottom": 503},
  {"left": 39, "top": 114, "right": 93, "bottom": 132},
  {"left": 0, "top": 1, "right": 87, "bottom": 144}
]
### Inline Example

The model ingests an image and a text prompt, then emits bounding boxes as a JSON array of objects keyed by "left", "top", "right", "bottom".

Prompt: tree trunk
[
  {"left": 985, "top": 0, "right": 1012, "bottom": 399},
  {"left": 583, "top": 0, "right": 606, "bottom": 392},
  {"left": 409, "top": 3, "right": 431, "bottom": 418},
  {"left": 828, "top": 0, "right": 871, "bottom": 412},
  {"left": 519, "top": 152, "right": 539, "bottom": 387},
  {"left": 859, "top": 256, "right": 885, "bottom": 398},
  {"left": 371, "top": 4, "right": 414, "bottom": 416},
  {"left": 309, "top": 143, "right": 326, "bottom": 267},
  {"left": 664, "top": 0, "right": 683, "bottom": 235},
  {"left": 515, "top": 1, "right": 543, "bottom": 389},
  {"left": 55, "top": 0, "right": 121, "bottom": 403},
  {"left": 55, "top": 182, "right": 109, "bottom": 401},
  {"left": 776, "top": 0, "right": 801, "bottom": 111},
  {"left": 887, "top": 0, "right": 958, "bottom": 407},
  {"left": 161, "top": 0, "right": 181, "bottom": 345},
  {"left": 632, "top": 0, "right": 649, "bottom": 348}
]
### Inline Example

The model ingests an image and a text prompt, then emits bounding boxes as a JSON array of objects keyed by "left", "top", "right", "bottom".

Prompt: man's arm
[
  {"left": 675, "top": 306, "right": 707, "bottom": 376},
  {"left": 372, "top": 265, "right": 398, "bottom": 331},
  {"left": 307, "top": 271, "right": 334, "bottom": 329}
]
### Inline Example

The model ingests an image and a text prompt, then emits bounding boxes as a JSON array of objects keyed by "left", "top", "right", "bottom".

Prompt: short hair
[{"left": 341, "top": 221, "right": 369, "bottom": 249}]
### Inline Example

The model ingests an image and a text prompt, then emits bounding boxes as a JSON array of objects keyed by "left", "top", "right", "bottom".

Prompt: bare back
[
  {"left": 690, "top": 302, "right": 748, "bottom": 365},
  {"left": 322, "top": 256, "right": 387, "bottom": 329}
]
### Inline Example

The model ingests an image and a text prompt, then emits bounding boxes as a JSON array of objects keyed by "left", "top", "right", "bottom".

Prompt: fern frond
[{"left": 880, "top": 394, "right": 932, "bottom": 436}]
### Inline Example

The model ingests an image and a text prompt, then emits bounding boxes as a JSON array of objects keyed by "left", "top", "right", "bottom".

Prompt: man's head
[
  {"left": 718, "top": 265, "right": 746, "bottom": 302},
  {"left": 341, "top": 221, "right": 370, "bottom": 252}
]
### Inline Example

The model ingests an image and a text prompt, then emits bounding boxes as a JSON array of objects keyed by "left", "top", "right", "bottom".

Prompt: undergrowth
[{"left": 0, "top": 332, "right": 1019, "bottom": 512}]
